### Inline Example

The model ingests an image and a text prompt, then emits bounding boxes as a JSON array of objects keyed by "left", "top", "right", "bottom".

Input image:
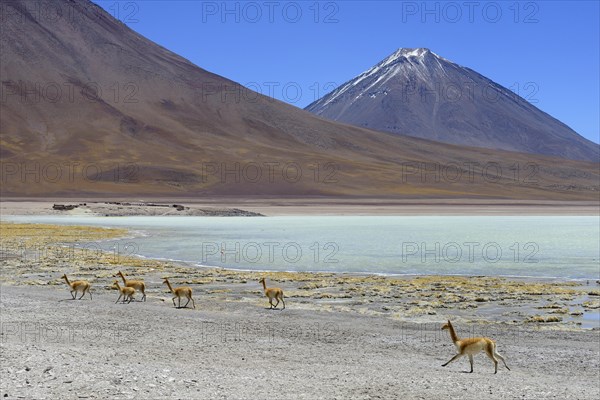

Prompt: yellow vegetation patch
[
  {"left": 582, "top": 300, "right": 600, "bottom": 309},
  {"left": 0, "top": 222, "right": 127, "bottom": 245},
  {"left": 526, "top": 315, "right": 563, "bottom": 323}
]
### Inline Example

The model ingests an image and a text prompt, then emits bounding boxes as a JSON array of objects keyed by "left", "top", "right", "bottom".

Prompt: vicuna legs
[
  {"left": 442, "top": 353, "right": 464, "bottom": 367},
  {"left": 494, "top": 350, "right": 510, "bottom": 371},
  {"left": 78, "top": 287, "right": 90, "bottom": 300},
  {"left": 116, "top": 293, "right": 133, "bottom": 304},
  {"left": 485, "top": 346, "right": 499, "bottom": 373},
  {"left": 485, "top": 342, "right": 510, "bottom": 373},
  {"left": 468, "top": 354, "right": 474, "bottom": 373},
  {"left": 172, "top": 296, "right": 194, "bottom": 308}
]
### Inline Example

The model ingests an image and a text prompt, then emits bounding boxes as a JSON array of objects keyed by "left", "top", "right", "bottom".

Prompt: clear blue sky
[{"left": 93, "top": 0, "right": 600, "bottom": 144}]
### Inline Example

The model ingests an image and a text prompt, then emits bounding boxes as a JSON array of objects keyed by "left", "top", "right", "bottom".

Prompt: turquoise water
[{"left": 5, "top": 216, "right": 600, "bottom": 280}]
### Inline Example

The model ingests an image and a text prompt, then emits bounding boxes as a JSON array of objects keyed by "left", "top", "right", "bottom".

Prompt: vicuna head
[{"left": 441, "top": 320, "right": 452, "bottom": 331}]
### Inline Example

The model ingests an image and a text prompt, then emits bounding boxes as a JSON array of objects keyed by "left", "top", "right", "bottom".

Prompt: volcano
[{"left": 306, "top": 48, "right": 598, "bottom": 162}]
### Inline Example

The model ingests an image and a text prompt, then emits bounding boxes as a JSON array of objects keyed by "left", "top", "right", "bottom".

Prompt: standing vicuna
[
  {"left": 116, "top": 271, "right": 146, "bottom": 301},
  {"left": 61, "top": 274, "right": 92, "bottom": 300},
  {"left": 259, "top": 277, "right": 285, "bottom": 310},
  {"left": 113, "top": 280, "right": 135, "bottom": 304},
  {"left": 162, "top": 278, "right": 195, "bottom": 309},
  {"left": 441, "top": 320, "right": 510, "bottom": 374}
]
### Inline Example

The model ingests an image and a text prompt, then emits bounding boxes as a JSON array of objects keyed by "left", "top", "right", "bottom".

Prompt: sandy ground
[
  {"left": 0, "top": 221, "right": 599, "bottom": 398},
  {"left": 1, "top": 285, "right": 599, "bottom": 400},
  {"left": 0, "top": 219, "right": 600, "bottom": 400},
  {"left": 1, "top": 199, "right": 599, "bottom": 216}
]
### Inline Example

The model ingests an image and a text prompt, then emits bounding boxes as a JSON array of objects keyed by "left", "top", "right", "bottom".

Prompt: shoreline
[
  {"left": 3, "top": 212, "right": 599, "bottom": 283},
  {"left": 1, "top": 221, "right": 599, "bottom": 330},
  {"left": 178, "top": 262, "right": 600, "bottom": 285},
  {"left": 3, "top": 217, "right": 599, "bottom": 283},
  {"left": 1, "top": 199, "right": 599, "bottom": 216}
]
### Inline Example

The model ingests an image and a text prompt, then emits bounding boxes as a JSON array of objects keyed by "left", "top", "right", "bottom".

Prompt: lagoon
[{"left": 6, "top": 215, "right": 599, "bottom": 280}]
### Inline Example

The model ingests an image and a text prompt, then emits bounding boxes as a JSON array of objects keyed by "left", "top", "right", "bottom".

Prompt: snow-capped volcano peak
[
  {"left": 305, "top": 48, "right": 598, "bottom": 161},
  {"left": 388, "top": 47, "right": 430, "bottom": 60},
  {"left": 315, "top": 48, "right": 448, "bottom": 109},
  {"left": 377, "top": 48, "right": 453, "bottom": 69},
  {"left": 377, "top": 48, "right": 430, "bottom": 68}
]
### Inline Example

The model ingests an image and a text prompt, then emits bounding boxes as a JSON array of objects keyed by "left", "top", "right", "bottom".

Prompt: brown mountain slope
[{"left": 0, "top": 0, "right": 598, "bottom": 200}]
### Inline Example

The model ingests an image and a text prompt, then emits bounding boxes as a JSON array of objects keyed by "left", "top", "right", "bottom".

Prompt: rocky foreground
[{"left": 2, "top": 285, "right": 599, "bottom": 400}]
